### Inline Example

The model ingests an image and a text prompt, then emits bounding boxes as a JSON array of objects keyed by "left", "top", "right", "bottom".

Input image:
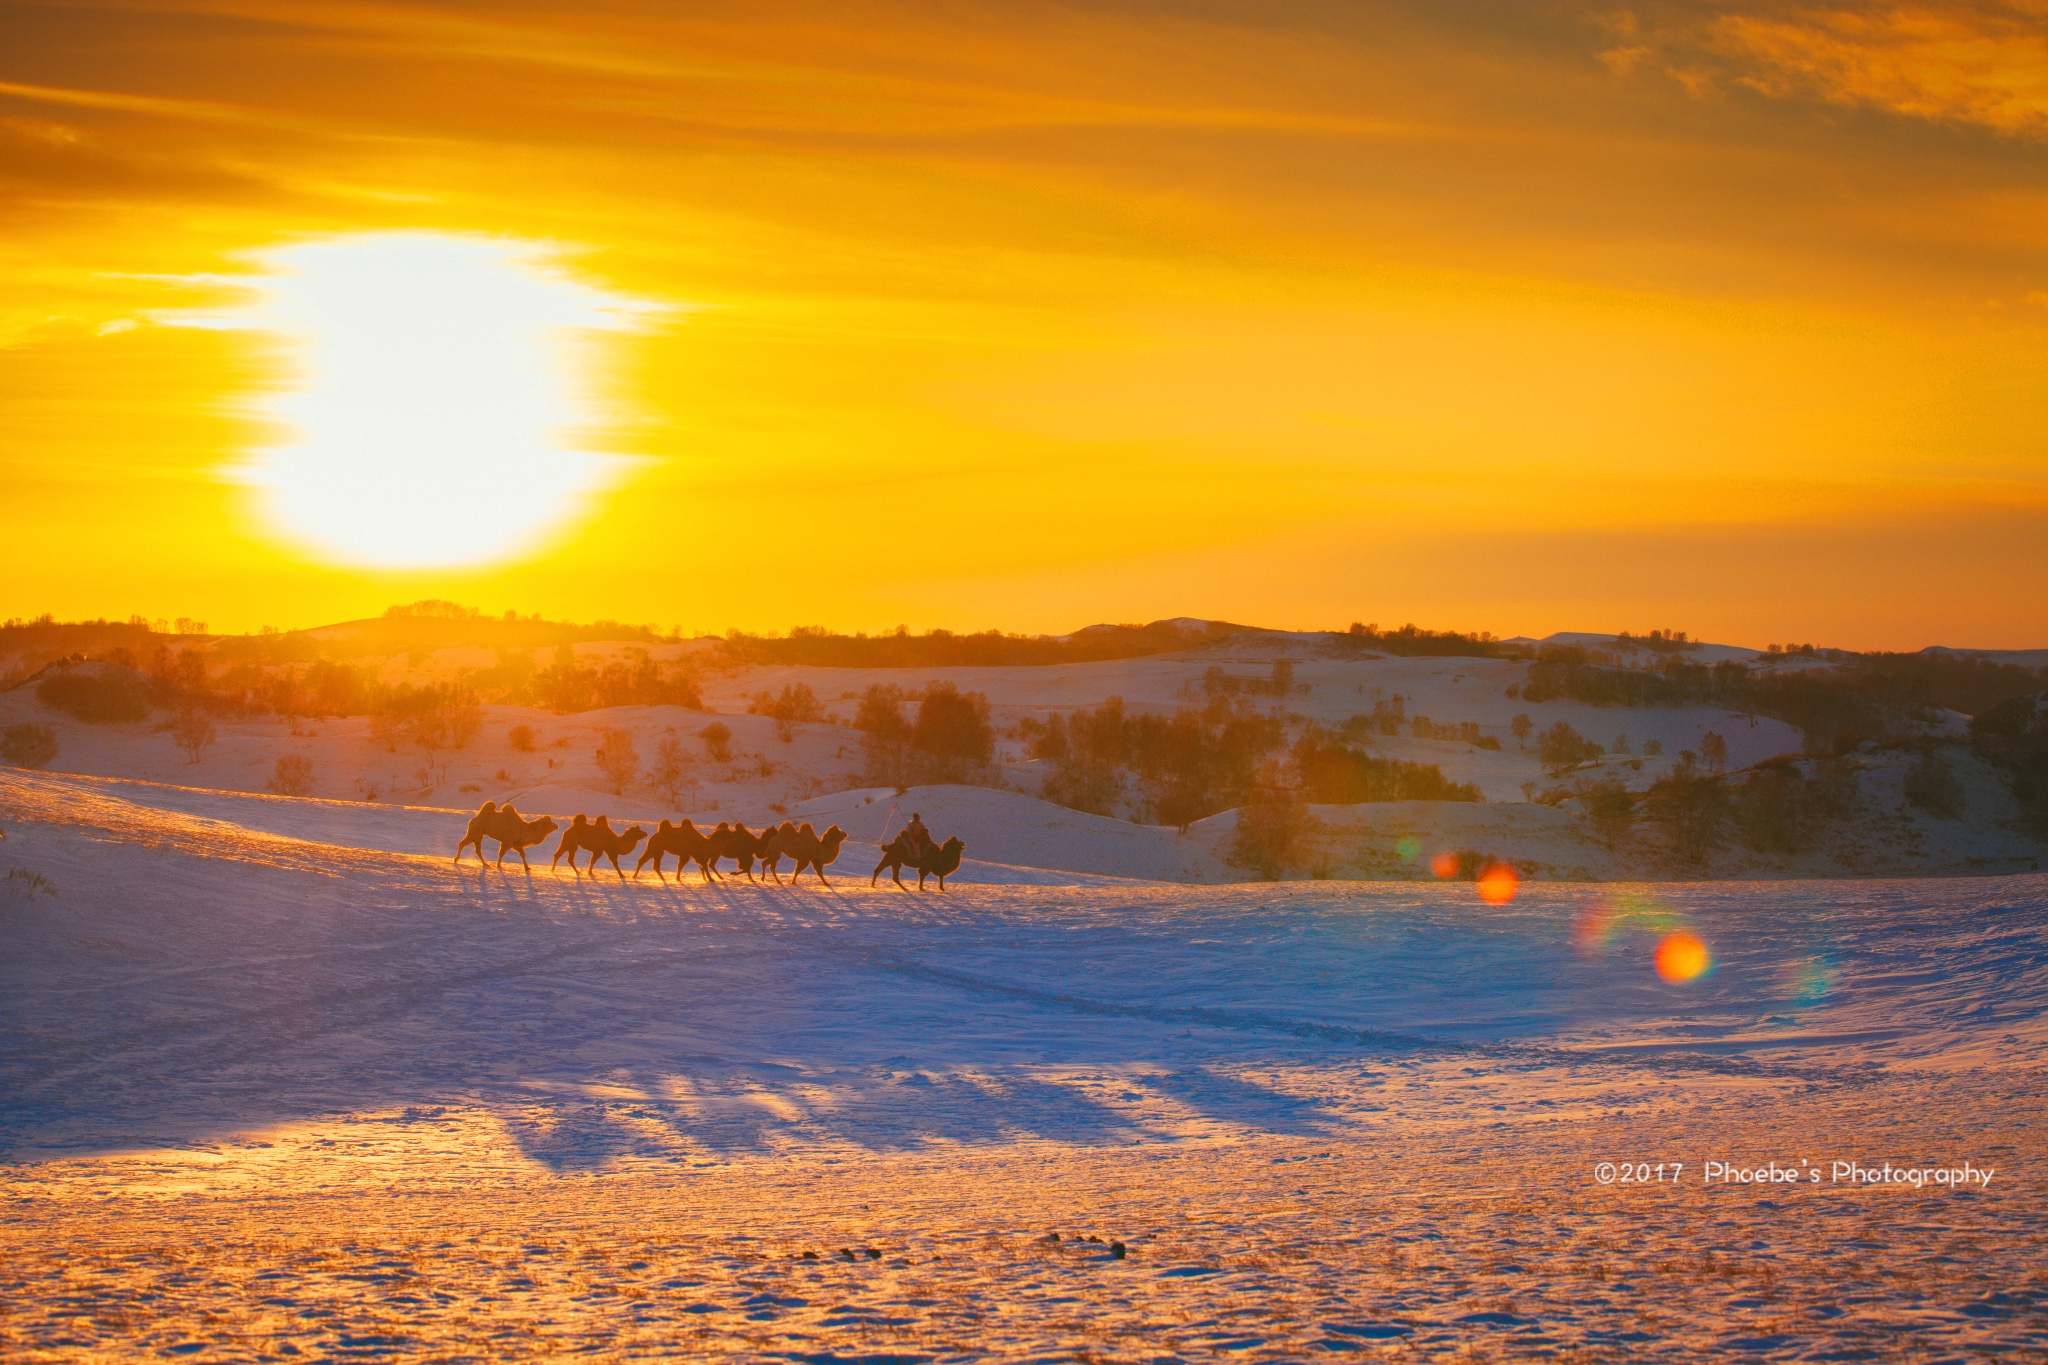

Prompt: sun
[{"left": 219, "top": 232, "right": 652, "bottom": 569}]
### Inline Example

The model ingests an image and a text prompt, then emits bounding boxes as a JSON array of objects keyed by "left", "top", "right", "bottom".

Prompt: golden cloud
[{"left": 1708, "top": 5, "right": 2048, "bottom": 138}]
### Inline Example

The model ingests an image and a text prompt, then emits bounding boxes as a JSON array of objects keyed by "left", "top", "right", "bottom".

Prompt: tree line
[{"left": 1515, "top": 644, "right": 2048, "bottom": 751}]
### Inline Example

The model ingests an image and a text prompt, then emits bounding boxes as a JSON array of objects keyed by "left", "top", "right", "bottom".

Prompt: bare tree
[
  {"left": 596, "top": 727, "right": 641, "bottom": 795},
  {"left": 1, "top": 723, "right": 58, "bottom": 770},
  {"left": 266, "top": 754, "right": 314, "bottom": 797},
  {"left": 699, "top": 722, "right": 732, "bottom": 763},
  {"left": 650, "top": 736, "right": 694, "bottom": 808},
  {"left": 1699, "top": 730, "right": 1728, "bottom": 774},
  {"left": 173, "top": 709, "right": 216, "bottom": 765},
  {"left": 1510, "top": 713, "right": 1533, "bottom": 749}
]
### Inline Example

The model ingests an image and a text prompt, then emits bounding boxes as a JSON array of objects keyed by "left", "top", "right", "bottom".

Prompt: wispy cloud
[
  {"left": 1604, "top": 2, "right": 2048, "bottom": 138},
  {"left": 1719, "top": 5, "right": 2048, "bottom": 137}
]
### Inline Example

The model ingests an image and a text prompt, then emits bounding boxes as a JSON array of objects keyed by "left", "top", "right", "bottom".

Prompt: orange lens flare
[
  {"left": 1430, "top": 851, "right": 1460, "bottom": 879},
  {"left": 1654, "top": 931, "right": 1713, "bottom": 983},
  {"left": 1476, "top": 863, "right": 1520, "bottom": 905}
]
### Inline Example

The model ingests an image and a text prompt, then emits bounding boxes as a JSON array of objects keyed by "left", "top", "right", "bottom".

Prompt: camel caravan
[{"left": 453, "top": 802, "right": 967, "bottom": 889}]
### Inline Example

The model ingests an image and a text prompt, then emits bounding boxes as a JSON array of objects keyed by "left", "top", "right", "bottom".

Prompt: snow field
[{"left": 1, "top": 769, "right": 2044, "bottom": 1359}]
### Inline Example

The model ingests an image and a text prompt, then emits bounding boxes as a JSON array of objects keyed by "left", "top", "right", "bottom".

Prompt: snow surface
[{"left": 3, "top": 768, "right": 2045, "bottom": 1359}]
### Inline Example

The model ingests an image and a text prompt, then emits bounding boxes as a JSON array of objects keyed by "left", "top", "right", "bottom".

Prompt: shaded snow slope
[
  {"left": 4, "top": 766, "right": 2043, "bottom": 1162},
  {"left": 3, "top": 769, "right": 2045, "bottom": 1360}
]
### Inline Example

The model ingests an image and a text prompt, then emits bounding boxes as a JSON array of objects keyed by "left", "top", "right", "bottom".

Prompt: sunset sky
[{"left": 3, "top": 0, "right": 2045, "bottom": 647}]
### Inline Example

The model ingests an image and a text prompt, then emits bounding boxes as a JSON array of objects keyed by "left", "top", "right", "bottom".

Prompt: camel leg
[
  {"left": 892, "top": 863, "right": 906, "bottom": 888},
  {"left": 610, "top": 853, "right": 626, "bottom": 880}
]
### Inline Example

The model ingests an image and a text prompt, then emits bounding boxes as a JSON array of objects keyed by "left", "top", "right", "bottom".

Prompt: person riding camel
[{"left": 903, "top": 811, "right": 932, "bottom": 858}]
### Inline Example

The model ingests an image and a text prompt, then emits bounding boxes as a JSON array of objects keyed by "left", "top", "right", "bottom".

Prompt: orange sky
[{"left": 3, "top": 0, "right": 2046, "bottom": 648}]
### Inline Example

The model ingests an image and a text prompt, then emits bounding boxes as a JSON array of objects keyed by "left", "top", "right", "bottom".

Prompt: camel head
[
  {"left": 928, "top": 836, "right": 966, "bottom": 875},
  {"left": 532, "top": 816, "right": 558, "bottom": 838},
  {"left": 620, "top": 826, "right": 647, "bottom": 849},
  {"left": 820, "top": 824, "right": 847, "bottom": 847}
]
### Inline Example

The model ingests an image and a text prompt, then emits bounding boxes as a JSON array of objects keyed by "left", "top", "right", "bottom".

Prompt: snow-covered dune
[
  {"left": 5, "top": 766, "right": 2043, "bottom": 1161},
  {"left": 3, "top": 768, "right": 2045, "bottom": 1359}
]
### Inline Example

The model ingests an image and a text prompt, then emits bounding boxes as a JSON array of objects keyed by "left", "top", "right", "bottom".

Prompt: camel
[
  {"left": 782, "top": 822, "right": 849, "bottom": 885},
  {"left": 721, "top": 822, "right": 764, "bottom": 882},
  {"left": 455, "top": 802, "right": 559, "bottom": 868},
  {"left": 872, "top": 831, "right": 966, "bottom": 890},
  {"left": 635, "top": 819, "right": 683, "bottom": 880},
  {"left": 580, "top": 820, "right": 648, "bottom": 879},
  {"left": 914, "top": 835, "right": 965, "bottom": 890},
  {"left": 551, "top": 814, "right": 592, "bottom": 869},
  {"left": 454, "top": 801, "right": 500, "bottom": 863},
  {"left": 756, "top": 820, "right": 801, "bottom": 884},
  {"left": 635, "top": 818, "right": 721, "bottom": 882}
]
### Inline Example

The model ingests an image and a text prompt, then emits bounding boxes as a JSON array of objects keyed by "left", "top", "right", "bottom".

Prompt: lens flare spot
[
  {"left": 1574, "top": 892, "right": 1685, "bottom": 955},
  {"left": 1476, "top": 862, "right": 1520, "bottom": 905},
  {"left": 1654, "top": 931, "right": 1713, "bottom": 983},
  {"left": 1782, "top": 955, "right": 1836, "bottom": 1006},
  {"left": 1430, "top": 850, "right": 1460, "bottom": 879},
  {"left": 1397, "top": 836, "right": 1422, "bottom": 862}
]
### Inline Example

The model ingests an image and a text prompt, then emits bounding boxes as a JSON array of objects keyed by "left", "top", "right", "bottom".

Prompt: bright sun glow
[{"left": 222, "top": 232, "right": 649, "bottom": 569}]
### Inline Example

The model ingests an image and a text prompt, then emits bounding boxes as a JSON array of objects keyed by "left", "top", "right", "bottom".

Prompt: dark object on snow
[
  {"left": 1110, "top": 1241, "right": 1127, "bottom": 1259},
  {"left": 871, "top": 831, "right": 967, "bottom": 889},
  {"left": 801, "top": 1251, "right": 819, "bottom": 1260}
]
